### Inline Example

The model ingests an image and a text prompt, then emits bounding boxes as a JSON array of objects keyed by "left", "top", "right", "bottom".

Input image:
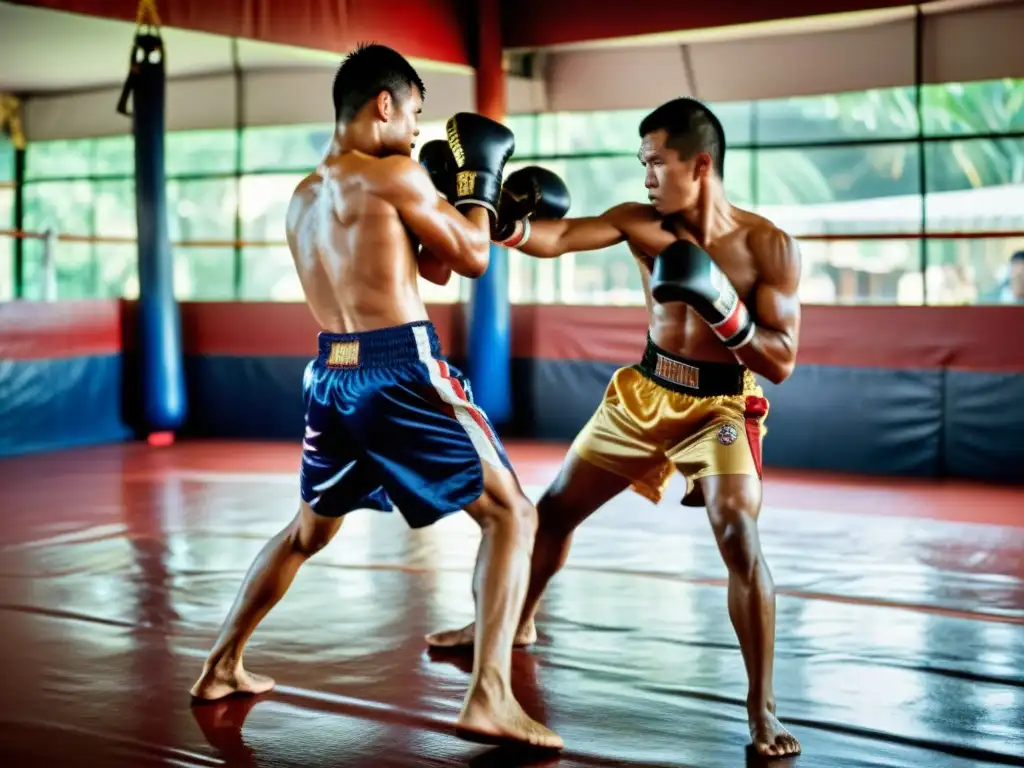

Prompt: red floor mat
[{"left": 0, "top": 441, "right": 1021, "bottom": 767}]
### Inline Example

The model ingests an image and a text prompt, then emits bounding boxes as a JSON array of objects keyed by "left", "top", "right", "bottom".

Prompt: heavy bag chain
[
  {"left": 136, "top": 0, "right": 162, "bottom": 30},
  {"left": 116, "top": 0, "right": 165, "bottom": 117}
]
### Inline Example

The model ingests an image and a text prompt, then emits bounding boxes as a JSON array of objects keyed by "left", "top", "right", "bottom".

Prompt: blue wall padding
[
  {"left": 183, "top": 355, "right": 308, "bottom": 439},
  {"left": 0, "top": 356, "right": 131, "bottom": 457},
  {"left": 509, "top": 358, "right": 618, "bottom": 441},
  {"left": 758, "top": 365, "right": 943, "bottom": 477},
  {"left": 943, "top": 371, "right": 1024, "bottom": 483}
]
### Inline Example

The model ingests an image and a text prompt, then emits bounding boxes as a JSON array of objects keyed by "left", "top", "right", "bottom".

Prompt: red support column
[{"left": 474, "top": 0, "right": 506, "bottom": 122}]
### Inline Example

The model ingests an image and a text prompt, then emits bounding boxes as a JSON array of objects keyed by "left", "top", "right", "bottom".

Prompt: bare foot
[
  {"left": 426, "top": 620, "right": 537, "bottom": 649},
  {"left": 749, "top": 708, "right": 800, "bottom": 758},
  {"left": 456, "top": 681, "right": 563, "bottom": 750},
  {"left": 190, "top": 661, "right": 276, "bottom": 702}
]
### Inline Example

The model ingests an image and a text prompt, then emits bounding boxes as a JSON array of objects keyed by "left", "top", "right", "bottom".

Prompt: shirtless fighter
[
  {"left": 189, "top": 44, "right": 562, "bottom": 750},
  {"left": 427, "top": 97, "right": 802, "bottom": 757}
]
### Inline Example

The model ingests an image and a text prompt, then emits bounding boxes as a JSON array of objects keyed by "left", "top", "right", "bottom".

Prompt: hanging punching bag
[{"left": 118, "top": 31, "right": 187, "bottom": 435}]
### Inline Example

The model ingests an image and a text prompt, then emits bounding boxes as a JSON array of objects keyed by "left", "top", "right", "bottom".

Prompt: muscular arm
[
  {"left": 417, "top": 247, "right": 453, "bottom": 286},
  {"left": 515, "top": 203, "right": 639, "bottom": 259},
  {"left": 733, "top": 227, "right": 802, "bottom": 385},
  {"left": 370, "top": 156, "right": 490, "bottom": 278}
]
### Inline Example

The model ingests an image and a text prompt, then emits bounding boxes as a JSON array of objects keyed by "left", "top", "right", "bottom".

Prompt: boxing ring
[{"left": 0, "top": 439, "right": 1021, "bottom": 767}]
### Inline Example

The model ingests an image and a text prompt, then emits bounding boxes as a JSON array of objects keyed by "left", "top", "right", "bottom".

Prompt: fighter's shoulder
[
  {"left": 743, "top": 212, "right": 799, "bottom": 261},
  {"left": 602, "top": 202, "right": 659, "bottom": 229},
  {"left": 317, "top": 152, "right": 428, "bottom": 198},
  {"left": 286, "top": 171, "right": 321, "bottom": 232},
  {"left": 361, "top": 154, "right": 435, "bottom": 204},
  {"left": 742, "top": 214, "right": 801, "bottom": 284}
]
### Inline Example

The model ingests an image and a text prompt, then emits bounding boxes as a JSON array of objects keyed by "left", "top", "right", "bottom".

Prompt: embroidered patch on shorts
[
  {"left": 717, "top": 424, "right": 739, "bottom": 445},
  {"left": 326, "top": 340, "right": 360, "bottom": 369}
]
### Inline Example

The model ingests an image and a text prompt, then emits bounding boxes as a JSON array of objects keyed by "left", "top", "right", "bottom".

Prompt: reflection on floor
[{"left": 0, "top": 441, "right": 1021, "bottom": 767}]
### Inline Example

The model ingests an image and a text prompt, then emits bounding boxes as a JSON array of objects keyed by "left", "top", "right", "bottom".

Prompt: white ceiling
[{"left": 0, "top": 1, "right": 432, "bottom": 94}]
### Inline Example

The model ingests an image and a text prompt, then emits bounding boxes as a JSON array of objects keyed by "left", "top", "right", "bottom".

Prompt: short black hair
[
  {"left": 1012, "top": 250, "right": 1024, "bottom": 263},
  {"left": 639, "top": 97, "right": 725, "bottom": 177},
  {"left": 332, "top": 43, "right": 425, "bottom": 123}
]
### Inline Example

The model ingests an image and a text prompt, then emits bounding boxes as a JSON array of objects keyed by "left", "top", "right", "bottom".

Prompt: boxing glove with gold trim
[{"left": 445, "top": 113, "right": 515, "bottom": 221}]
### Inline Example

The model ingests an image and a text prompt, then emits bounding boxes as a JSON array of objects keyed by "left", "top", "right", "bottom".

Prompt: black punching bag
[{"left": 118, "top": 32, "right": 187, "bottom": 434}]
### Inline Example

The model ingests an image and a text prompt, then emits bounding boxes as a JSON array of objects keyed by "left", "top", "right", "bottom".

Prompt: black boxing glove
[
  {"left": 445, "top": 112, "right": 515, "bottom": 220},
  {"left": 493, "top": 166, "right": 571, "bottom": 248},
  {"left": 418, "top": 140, "right": 456, "bottom": 201},
  {"left": 650, "top": 240, "right": 755, "bottom": 349}
]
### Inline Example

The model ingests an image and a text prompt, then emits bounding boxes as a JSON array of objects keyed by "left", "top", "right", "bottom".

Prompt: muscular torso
[
  {"left": 618, "top": 204, "right": 769, "bottom": 364},
  {"left": 286, "top": 152, "right": 428, "bottom": 334}
]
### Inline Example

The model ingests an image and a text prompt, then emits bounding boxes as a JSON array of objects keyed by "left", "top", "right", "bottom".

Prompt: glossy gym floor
[{"left": 0, "top": 441, "right": 1021, "bottom": 767}]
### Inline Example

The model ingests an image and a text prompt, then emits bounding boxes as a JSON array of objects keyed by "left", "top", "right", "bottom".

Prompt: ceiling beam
[{"left": 501, "top": 0, "right": 920, "bottom": 50}]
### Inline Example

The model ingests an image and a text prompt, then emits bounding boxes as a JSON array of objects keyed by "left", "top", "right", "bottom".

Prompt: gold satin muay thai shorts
[{"left": 572, "top": 335, "right": 769, "bottom": 506}]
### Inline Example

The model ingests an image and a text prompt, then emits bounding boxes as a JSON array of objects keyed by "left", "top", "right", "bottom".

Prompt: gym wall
[
  {"left": 2, "top": 1, "right": 1022, "bottom": 484},
  {"left": 2, "top": 300, "right": 1020, "bottom": 484},
  {"left": 0, "top": 301, "right": 130, "bottom": 456}
]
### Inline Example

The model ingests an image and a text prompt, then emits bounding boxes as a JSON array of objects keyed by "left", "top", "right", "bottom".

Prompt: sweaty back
[{"left": 286, "top": 151, "right": 428, "bottom": 334}]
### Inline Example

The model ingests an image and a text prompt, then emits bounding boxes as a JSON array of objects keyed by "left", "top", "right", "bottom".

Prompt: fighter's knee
[
  {"left": 535, "top": 489, "right": 572, "bottom": 534},
  {"left": 285, "top": 528, "right": 324, "bottom": 559},
  {"left": 510, "top": 496, "right": 539, "bottom": 541},
  {"left": 288, "top": 508, "right": 338, "bottom": 558},
  {"left": 535, "top": 456, "right": 619, "bottom": 536},
  {"left": 485, "top": 495, "right": 538, "bottom": 543},
  {"left": 707, "top": 492, "right": 761, "bottom": 580}
]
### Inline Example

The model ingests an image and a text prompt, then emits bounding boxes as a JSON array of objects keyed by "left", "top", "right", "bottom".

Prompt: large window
[
  {"left": 756, "top": 142, "right": 922, "bottom": 304},
  {"left": 22, "top": 137, "right": 138, "bottom": 300},
  {"left": 8, "top": 78, "right": 1023, "bottom": 304},
  {"left": 504, "top": 79, "right": 1024, "bottom": 306},
  {"left": 14, "top": 120, "right": 467, "bottom": 302},
  {"left": 922, "top": 137, "right": 1024, "bottom": 303}
]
